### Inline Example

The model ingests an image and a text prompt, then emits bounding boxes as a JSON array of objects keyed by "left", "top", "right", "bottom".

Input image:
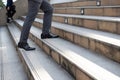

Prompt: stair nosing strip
[
  {"left": 54, "top": 5, "right": 120, "bottom": 9},
  {"left": 51, "top": 0, "right": 97, "bottom": 5},
  {"left": 40, "top": 13, "right": 120, "bottom": 22}
]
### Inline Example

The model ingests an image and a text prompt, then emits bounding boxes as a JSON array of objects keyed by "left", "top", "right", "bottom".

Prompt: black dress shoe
[
  {"left": 18, "top": 42, "right": 36, "bottom": 51},
  {"left": 41, "top": 33, "right": 59, "bottom": 39}
]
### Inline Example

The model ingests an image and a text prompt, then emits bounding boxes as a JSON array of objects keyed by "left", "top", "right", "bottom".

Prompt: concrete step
[
  {"left": 0, "top": 26, "right": 28, "bottom": 80},
  {"left": 20, "top": 17, "right": 120, "bottom": 63},
  {"left": 37, "top": 13, "right": 120, "bottom": 35},
  {"left": 52, "top": 0, "right": 120, "bottom": 7},
  {"left": 14, "top": 19, "right": 120, "bottom": 80},
  {"left": 53, "top": 6, "right": 120, "bottom": 17},
  {"left": 7, "top": 23, "right": 74, "bottom": 80},
  {"left": 52, "top": 0, "right": 98, "bottom": 7}
]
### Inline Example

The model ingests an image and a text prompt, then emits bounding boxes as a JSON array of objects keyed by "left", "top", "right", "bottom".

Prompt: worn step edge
[
  {"left": 38, "top": 13, "right": 120, "bottom": 22},
  {"left": 52, "top": 0, "right": 98, "bottom": 6},
  {"left": 7, "top": 23, "right": 54, "bottom": 80},
  {"left": 15, "top": 20, "right": 120, "bottom": 80}
]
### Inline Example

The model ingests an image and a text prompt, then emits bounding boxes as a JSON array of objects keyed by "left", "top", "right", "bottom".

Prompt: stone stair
[
  {"left": 36, "top": 0, "right": 120, "bottom": 63},
  {"left": 51, "top": 0, "right": 120, "bottom": 17},
  {"left": 52, "top": 6, "right": 120, "bottom": 17},
  {"left": 1, "top": 0, "right": 120, "bottom": 80},
  {"left": 52, "top": 0, "right": 120, "bottom": 7},
  {"left": 52, "top": 0, "right": 99, "bottom": 7},
  {"left": 0, "top": 26, "right": 28, "bottom": 80},
  {"left": 7, "top": 23, "right": 74, "bottom": 80},
  {"left": 37, "top": 13, "right": 120, "bottom": 34},
  {"left": 21, "top": 16, "right": 120, "bottom": 63},
  {"left": 12, "top": 18, "right": 120, "bottom": 80},
  {"left": 16, "top": 0, "right": 120, "bottom": 79}
]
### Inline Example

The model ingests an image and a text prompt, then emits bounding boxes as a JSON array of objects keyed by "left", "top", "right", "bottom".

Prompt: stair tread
[
  {"left": 51, "top": 0, "right": 78, "bottom": 4},
  {"left": 30, "top": 16, "right": 120, "bottom": 47},
  {"left": 54, "top": 5, "right": 120, "bottom": 9},
  {"left": 0, "top": 26, "right": 28, "bottom": 80},
  {"left": 51, "top": 0, "right": 97, "bottom": 4},
  {"left": 38, "top": 13, "right": 120, "bottom": 22},
  {"left": 16, "top": 19, "right": 120, "bottom": 80},
  {"left": 7, "top": 23, "right": 74, "bottom": 80}
]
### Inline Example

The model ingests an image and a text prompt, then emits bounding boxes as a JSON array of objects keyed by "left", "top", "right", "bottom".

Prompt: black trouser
[
  {"left": 6, "top": 7, "right": 16, "bottom": 18},
  {"left": 19, "top": 0, "right": 53, "bottom": 43}
]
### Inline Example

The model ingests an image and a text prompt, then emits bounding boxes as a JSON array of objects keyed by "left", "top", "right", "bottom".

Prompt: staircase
[
  {"left": 0, "top": 0, "right": 120, "bottom": 80},
  {"left": 0, "top": 26, "right": 28, "bottom": 80}
]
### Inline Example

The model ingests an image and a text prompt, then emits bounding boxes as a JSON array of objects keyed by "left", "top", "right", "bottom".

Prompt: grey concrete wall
[{"left": 0, "top": 0, "right": 28, "bottom": 26}]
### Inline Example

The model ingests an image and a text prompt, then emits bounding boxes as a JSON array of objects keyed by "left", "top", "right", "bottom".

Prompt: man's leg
[
  {"left": 6, "top": 9, "right": 11, "bottom": 23},
  {"left": 18, "top": 0, "right": 40, "bottom": 51},
  {"left": 40, "top": 0, "right": 59, "bottom": 39},
  {"left": 19, "top": 0, "right": 40, "bottom": 43},
  {"left": 11, "top": 10, "right": 16, "bottom": 20},
  {"left": 40, "top": 0, "right": 53, "bottom": 34}
]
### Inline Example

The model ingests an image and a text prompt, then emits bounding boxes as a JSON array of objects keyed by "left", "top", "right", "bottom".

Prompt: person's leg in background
[
  {"left": 11, "top": 9, "right": 16, "bottom": 20},
  {"left": 18, "top": 0, "right": 40, "bottom": 51},
  {"left": 10, "top": 5, "right": 16, "bottom": 20},
  {"left": 6, "top": 6, "right": 16, "bottom": 23},
  {"left": 6, "top": 8, "right": 11, "bottom": 23},
  {"left": 40, "top": 0, "right": 59, "bottom": 39}
]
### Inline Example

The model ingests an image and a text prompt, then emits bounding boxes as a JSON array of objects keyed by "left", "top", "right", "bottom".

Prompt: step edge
[{"left": 38, "top": 13, "right": 120, "bottom": 22}]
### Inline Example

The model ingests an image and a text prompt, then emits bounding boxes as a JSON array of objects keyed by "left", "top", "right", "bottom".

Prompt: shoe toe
[
  {"left": 18, "top": 42, "right": 35, "bottom": 51},
  {"left": 41, "top": 33, "right": 59, "bottom": 39},
  {"left": 23, "top": 45, "right": 36, "bottom": 51}
]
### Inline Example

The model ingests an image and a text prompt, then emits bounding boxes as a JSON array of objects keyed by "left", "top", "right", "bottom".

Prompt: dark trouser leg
[
  {"left": 6, "top": 9, "right": 11, "bottom": 22},
  {"left": 11, "top": 10, "right": 16, "bottom": 18},
  {"left": 40, "top": 0, "right": 53, "bottom": 34},
  {"left": 19, "top": 0, "right": 40, "bottom": 43},
  {"left": 6, "top": 8, "right": 12, "bottom": 17}
]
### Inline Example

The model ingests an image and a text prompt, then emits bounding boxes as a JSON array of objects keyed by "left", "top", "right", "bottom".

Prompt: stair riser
[
  {"left": 37, "top": 14, "right": 120, "bottom": 35},
  {"left": 53, "top": 7, "right": 120, "bottom": 17},
  {"left": 53, "top": 1, "right": 97, "bottom": 7},
  {"left": 53, "top": 0, "right": 120, "bottom": 7},
  {"left": 53, "top": 8, "right": 88, "bottom": 15},
  {"left": 14, "top": 21, "right": 95, "bottom": 80},
  {"left": 31, "top": 21, "right": 120, "bottom": 63},
  {"left": 101, "top": 0, "right": 120, "bottom": 6},
  {"left": 84, "top": 7, "right": 120, "bottom": 17},
  {"left": 7, "top": 26, "right": 35, "bottom": 80}
]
